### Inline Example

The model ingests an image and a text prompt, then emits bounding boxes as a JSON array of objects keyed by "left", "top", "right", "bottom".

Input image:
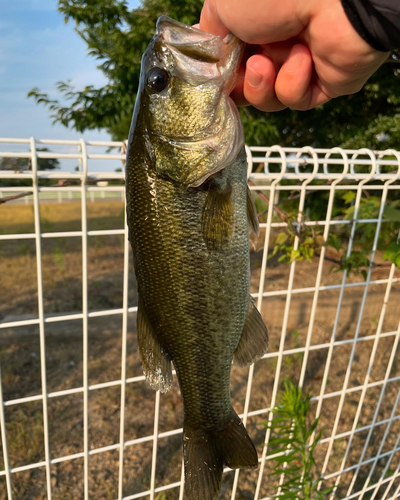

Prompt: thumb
[
  {"left": 200, "top": 0, "right": 230, "bottom": 37},
  {"left": 200, "top": 0, "right": 307, "bottom": 43}
]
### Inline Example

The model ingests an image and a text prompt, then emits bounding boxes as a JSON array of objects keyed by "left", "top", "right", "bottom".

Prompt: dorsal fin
[{"left": 247, "top": 187, "right": 260, "bottom": 236}]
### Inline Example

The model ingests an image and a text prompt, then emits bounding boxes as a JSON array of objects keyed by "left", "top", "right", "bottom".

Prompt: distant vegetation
[{"left": 0, "top": 148, "right": 60, "bottom": 188}]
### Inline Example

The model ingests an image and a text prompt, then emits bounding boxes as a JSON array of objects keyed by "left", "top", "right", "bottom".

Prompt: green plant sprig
[{"left": 265, "top": 381, "right": 333, "bottom": 499}]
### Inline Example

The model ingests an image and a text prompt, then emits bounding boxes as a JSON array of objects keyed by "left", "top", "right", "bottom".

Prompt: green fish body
[{"left": 126, "top": 16, "right": 268, "bottom": 500}]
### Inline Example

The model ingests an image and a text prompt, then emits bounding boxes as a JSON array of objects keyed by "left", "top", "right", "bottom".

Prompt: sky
[{"left": 0, "top": 0, "right": 141, "bottom": 142}]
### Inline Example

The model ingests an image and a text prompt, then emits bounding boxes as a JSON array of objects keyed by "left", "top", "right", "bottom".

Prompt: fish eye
[{"left": 146, "top": 67, "right": 169, "bottom": 94}]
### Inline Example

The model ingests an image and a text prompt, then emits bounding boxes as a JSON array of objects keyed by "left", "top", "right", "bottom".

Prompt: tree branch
[
  {"left": 248, "top": 180, "right": 287, "bottom": 219},
  {"left": 0, "top": 192, "right": 31, "bottom": 205}
]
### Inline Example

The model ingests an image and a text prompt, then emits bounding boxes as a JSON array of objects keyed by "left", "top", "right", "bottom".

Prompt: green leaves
[
  {"left": 383, "top": 242, "right": 400, "bottom": 268},
  {"left": 270, "top": 217, "right": 320, "bottom": 265},
  {"left": 383, "top": 204, "right": 400, "bottom": 222},
  {"left": 264, "top": 381, "right": 332, "bottom": 499},
  {"left": 342, "top": 191, "right": 355, "bottom": 205},
  {"left": 275, "top": 232, "right": 289, "bottom": 246},
  {"left": 327, "top": 233, "right": 341, "bottom": 252},
  {"left": 336, "top": 252, "right": 371, "bottom": 280}
]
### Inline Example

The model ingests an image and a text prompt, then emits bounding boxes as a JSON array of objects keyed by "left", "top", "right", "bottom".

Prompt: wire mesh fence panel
[{"left": 0, "top": 137, "right": 399, "bottom": 499}]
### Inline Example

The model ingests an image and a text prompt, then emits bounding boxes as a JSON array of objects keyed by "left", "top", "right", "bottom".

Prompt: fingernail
[
  {"left": 286, "top": 52, "right": 305, "bottom": 73},
  {"left": 247, "top": 66, "right": 263, "bottom": 88}
]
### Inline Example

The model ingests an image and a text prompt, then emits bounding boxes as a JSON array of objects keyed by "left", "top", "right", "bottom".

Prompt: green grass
[{"left": 0, "top": 200, "right": 125, "bottom": 235}]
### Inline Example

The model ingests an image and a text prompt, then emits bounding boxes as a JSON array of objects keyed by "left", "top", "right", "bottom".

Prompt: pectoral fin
[
  {"left": 201, "top": 184, "right": 234, "bottom": 250},
  {"left": 137, "top": 297, "right": 173, "bottom": 393},
  {"left": 247, "top": 187, "right": 260, "bottom": 236},
  {"left": 233, "top": 295, "right": 269, "bottom": 367}
]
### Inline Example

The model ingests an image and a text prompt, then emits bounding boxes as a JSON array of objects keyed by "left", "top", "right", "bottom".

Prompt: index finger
[
  {"left": 200, "top": 0, "right": 230, "bottom": 37},
  {"left": 200, "top": 0, "right": 306, "bottom": 43}
]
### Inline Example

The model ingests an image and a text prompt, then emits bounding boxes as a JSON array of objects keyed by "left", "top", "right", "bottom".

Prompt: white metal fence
[
  {"left": 0, "top": 137, "right": 400, "bottom": 499},
  {"left": 0, "top": 190, "right": 125, "bottom": 204}
]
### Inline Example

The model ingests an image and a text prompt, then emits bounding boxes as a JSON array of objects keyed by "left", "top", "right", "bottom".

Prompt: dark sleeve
[{"left": 341, "top": 0, "right": 400, "bottom": 51}]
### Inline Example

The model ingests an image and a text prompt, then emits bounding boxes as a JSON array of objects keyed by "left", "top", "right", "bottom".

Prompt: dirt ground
[{"left": 0, "top": 201, "right": 399, "bottom": 499}]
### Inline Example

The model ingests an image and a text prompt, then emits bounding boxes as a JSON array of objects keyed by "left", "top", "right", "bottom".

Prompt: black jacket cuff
[{"left": 341, "top": 0, "right": 400, "bottom": 52}]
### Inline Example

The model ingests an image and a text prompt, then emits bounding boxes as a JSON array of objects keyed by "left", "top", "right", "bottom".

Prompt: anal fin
[
  {"left": 247, "top": 187, "right": 260, "bottom": 236},
  {"left": 137, "top": 296, "right": 173, "bottom": 393},
  {"left": 233, "top": 295, "right": 269, "bottom": 367},
  {"left": 201, "top": 184, "right": 233, "bottom": 250}
]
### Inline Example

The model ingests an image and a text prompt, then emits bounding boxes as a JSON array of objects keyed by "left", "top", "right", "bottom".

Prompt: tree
[
  {"left": 0, "top": 149, "right": 60, "bottom": 188},
  {"left": 29, "top": 0, "right": 204, "bottom": 141},
  {"left": 28, "top": 0, "right": 400, "bottom": 149},
  {"left": 0, "top": 150, "right": 59, "bottom": 172}
]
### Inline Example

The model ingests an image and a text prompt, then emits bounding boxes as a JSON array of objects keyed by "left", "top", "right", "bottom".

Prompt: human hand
[{"left": 200, "top": 0, "right": 389, "bottom": 111}]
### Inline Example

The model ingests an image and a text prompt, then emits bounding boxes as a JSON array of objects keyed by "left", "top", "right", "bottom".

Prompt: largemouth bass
[{"left": 125, "top": 16, "right": 269, "bottom": 500}]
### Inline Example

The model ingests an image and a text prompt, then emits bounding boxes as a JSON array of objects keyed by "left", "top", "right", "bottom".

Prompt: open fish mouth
[
  {"left": 153, "top": 15, "right": 244, "bottom": 90},
  {"left": 156, "top": 16, "right": 228, "bottom": 63}
]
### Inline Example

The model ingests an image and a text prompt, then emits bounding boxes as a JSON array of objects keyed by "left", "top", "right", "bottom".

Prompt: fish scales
[
  {"left": 126, "top": 16, "right": 269, "bottom": 500},
  {"left": 127, "top": 145, "right": 249, "bottom": 427}
]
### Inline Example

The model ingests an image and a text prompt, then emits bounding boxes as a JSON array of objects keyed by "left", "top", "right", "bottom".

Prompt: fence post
[
  {"left": 79, "top": 138, "right": 90, "bottom": 500},
  {"left": 31, "top": 136, "right": 53, "bottom": 500},
  {"left": 321, "top": 149, "right": 378, "bottom": 497},
  {"left": 117, "top": 183, "right": 130, "bottom": 499},
  {"left": 0, "top": 368, "right": 12, "bottom": 498}
]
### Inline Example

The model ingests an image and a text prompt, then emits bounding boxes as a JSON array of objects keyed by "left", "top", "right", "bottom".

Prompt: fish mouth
[
  {"left": 150, "top": 15, "right": 244, "bottom": 149},
  {"left": 154, "top": 16, "right": 244, "bottom": 88},
  {"left": 156, "top": 16, "right": 225, "bottom": 63}
]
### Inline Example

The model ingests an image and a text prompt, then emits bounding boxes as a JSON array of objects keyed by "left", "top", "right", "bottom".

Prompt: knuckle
[
  {"left": 255, "top": 99, "right": 286, "bottom": 112},
  {"left": 245, "top": 90, "right": 283, "bottom": 112},
  {"left": 277, "top": 92, "right": 310, "bottom": 111},
  {"left": 276, "top": 80, "right": 311, "bottom": 110},
  {"left": 289, "top": 100, "right": 311, "bottom": 111}
]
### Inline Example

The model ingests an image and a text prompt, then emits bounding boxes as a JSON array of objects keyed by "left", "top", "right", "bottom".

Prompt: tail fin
[
  {"left": 183, "top": 409, "right": 258, "bottom": 500},
  {"left": 183, "top": 430, "right": 223, "bottom": 500}
]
